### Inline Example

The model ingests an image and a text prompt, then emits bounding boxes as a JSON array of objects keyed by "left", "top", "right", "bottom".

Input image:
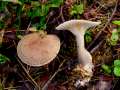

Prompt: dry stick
[
  {"left": 0, "top": 30, "right": 5, "bottom": 43},
  {"left": 26, "top": 21, "right": 31, "bottom": 31},
  {"left": 90, "top": 40, "right": 104, "bottom": 54},
  {"left": 16, "top": 57, "right": 41, "bottom": 90},
  {"left": 60, "top": 6, "right": 65, "bottom": 22},
  {"left": 87, "top": 0, "right": 118, "bottom": 50},
  {"left": 25, "top": 21, "right": 32, "bottom": 34},
  {"left": 42, "top": 69, "right": 62, "bottom": 90},
  {"left": 55, "top": 6, "right": 65, "bottom": 23},
  {"left": 42, "top": 59, "right": 66, "bottom": 90},
  {"left": 4, "top": 86, "right": 22, "bottom": 90}
]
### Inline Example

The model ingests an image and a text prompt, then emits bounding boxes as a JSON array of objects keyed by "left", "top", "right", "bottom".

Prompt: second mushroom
[{"left": 56, "top": 20, "right": 101, "bottom": 86}]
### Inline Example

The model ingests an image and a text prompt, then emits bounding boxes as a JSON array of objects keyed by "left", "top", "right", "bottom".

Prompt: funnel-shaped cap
[{"left": 56, "top": 20, "right": 101, "bottom": 34}]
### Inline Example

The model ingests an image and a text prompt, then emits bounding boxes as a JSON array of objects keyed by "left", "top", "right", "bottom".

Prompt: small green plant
[
  {"left": 25, "top": 0, "right": 64, "bottom": 30},
  {"left": 1, "top": 0, "right": 64, "bottom": 30},
  {"left": 70, "top": 3, "right": 84, "bottom": 18},
  {"left": 107, "top": 20, "right": 120, "bottom": 46},
  {"left": 0, "top": 54, "right": 9, "bottom": 64},
  {"left": 113, "top": 60, "right": 120, "bottom": 77},
  {"left": 49, "top": 0, "right": 64, "bottom": 8},
  {"left": 112, "top": 20, "right": 120, "bottom": 26},
  {"left": 85, "top": 31, "right": 92, "bottom": 43},
  {"left": 101, "top": 59, "right": 120, "bottom": 77},
  {"left": 109, "top": 29, "right": 119, "bottom": 46},
  {"left": 101, "top": 64, "right": 111, "bottom": 74}
]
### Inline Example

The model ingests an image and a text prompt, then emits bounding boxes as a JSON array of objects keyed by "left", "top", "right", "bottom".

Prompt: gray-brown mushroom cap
[{"left": 17, "top": 32, "right": 60, "bottom": 66}]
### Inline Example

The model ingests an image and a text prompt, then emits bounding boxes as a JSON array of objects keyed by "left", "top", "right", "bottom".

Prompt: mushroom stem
[
  {"left": 56, "top": 20, "right": 101, "bottom": 86},
  {"left": 76, "top": 32, "right": 92, "bottom": 64}
]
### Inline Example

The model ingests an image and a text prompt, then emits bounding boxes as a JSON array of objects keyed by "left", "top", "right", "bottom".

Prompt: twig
[
  {"left": 3, "top": 30, "right": 26, "bottom": 33},
  {"left": 16, "top": 57, "right": 41, "bottom": 90},
  {"left": 87, "top": 0, "right": 118, "bottom": 50},
  {"left": 42, "top": 69, "right": 62, "bottom": 90},
  {"left": 55, "top": 6, "right": 65, "bottom": 23},
  {"left": 25, "top": 21, "right": 32, "bottom": 34},
  {"left": 90, "top": 40, "right": 104, "bottom": 54},
  {"left": 46, "top": 5, "right": 65, "bottom": 25},
  {"left": 60, "top": 6, "right": 65, "bottom": 22},
  {"left": 4, "top": 86, "right": 22, "bottom": 90},
  {"left": 0, "top": 30, "right": 5, "bottom": 44},
  {"left": 42, "top": 59, "right": 66, "bottom": 90},
  {"left": 26, "top": 21, "right": 31, "bottom": 31}
]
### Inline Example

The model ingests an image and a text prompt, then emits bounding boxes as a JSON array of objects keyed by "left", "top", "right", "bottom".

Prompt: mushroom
[
  {"left": 17, "top": 31, "right": 60, "bottom": 66},
  {"left": 56, "top": 20, "right": 101, "bottom": 86}
]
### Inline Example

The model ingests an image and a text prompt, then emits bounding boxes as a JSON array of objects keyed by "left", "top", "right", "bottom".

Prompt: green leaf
[
  {"left": 32, "top": 17, "right": 46, "bottom": 30},
  {"left": 19, "top": 0, "right": 30, "bottom": 3},
  {"left": 70, "top": 10, "right": 77, "bottom": 15},
  {"left": 112, "top": 20, "right": 120, "bottom": 25},
  {"left": 76, "top": 4, "right": 84, "bottom": 14},
  {"left": 101, "top": 64, "right": 111, "bottom": 74},
  {"left": 70, "top": 3, "right": 84, "bottom": 15},
  {"left": 111, "top": 31, "right": 119, "bottom": 41},
  {"left": 38, "top": 16, "right": 46, "bottom": 30},
  {"left": 85, "top": 31, "right": 92, "bottom": 43},
  {"left": 110, "top": 29, "right": 119, "bottom": 46},
  {"left": 0, "top": 54, "right": 9, "bottom": 64},
  {"left": 49, "top": 0, "right": 63, "bottom": 7},
  {"left": 114, "top": 60, "right": 120, "bottom": 67},
  {"left": 110, "top": 41, "right": 117, "bottom": 46},
  {"left": 117, "top": 28, "right": 120, "bottom": 31},
  {"left": 0, "top": 1, "right": 8, "bottom": 12},
  {"left": 114, "top": 66, "right": 120, "bottom": 77},
  {"left": 28, "top": 5, "right": 49, "bottom": 19},
  {"left": 31, "top": 1, "right": 41, "bottom": 7},
  {"left": 41, "top": 4, "right": 49, "bottom": 16},
  {"left": 27, "top": 7, "right": 41, "bottom": 19},
  {"left": 85, "top": 35, "right": 92, "bottom": 43}
]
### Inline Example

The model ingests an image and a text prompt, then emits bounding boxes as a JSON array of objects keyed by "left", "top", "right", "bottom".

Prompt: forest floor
[{"left": 0, "top": 0, "right": 120, "bottom": 90}]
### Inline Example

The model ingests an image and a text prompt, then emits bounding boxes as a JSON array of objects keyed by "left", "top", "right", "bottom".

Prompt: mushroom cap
[
  {"left": 17, "top": 32, "right": 60, "bottom": 66},
  {"left": 56, "top": 20, "right": 101, "bottom": 34}
]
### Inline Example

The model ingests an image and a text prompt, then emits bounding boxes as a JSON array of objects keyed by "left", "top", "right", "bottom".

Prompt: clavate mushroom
[
  {"left": 56, "top": 20, "right": 101, "bottom": 86},
  {"left": 17, "top": 31, "right": 60, "bottom": 66}
]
